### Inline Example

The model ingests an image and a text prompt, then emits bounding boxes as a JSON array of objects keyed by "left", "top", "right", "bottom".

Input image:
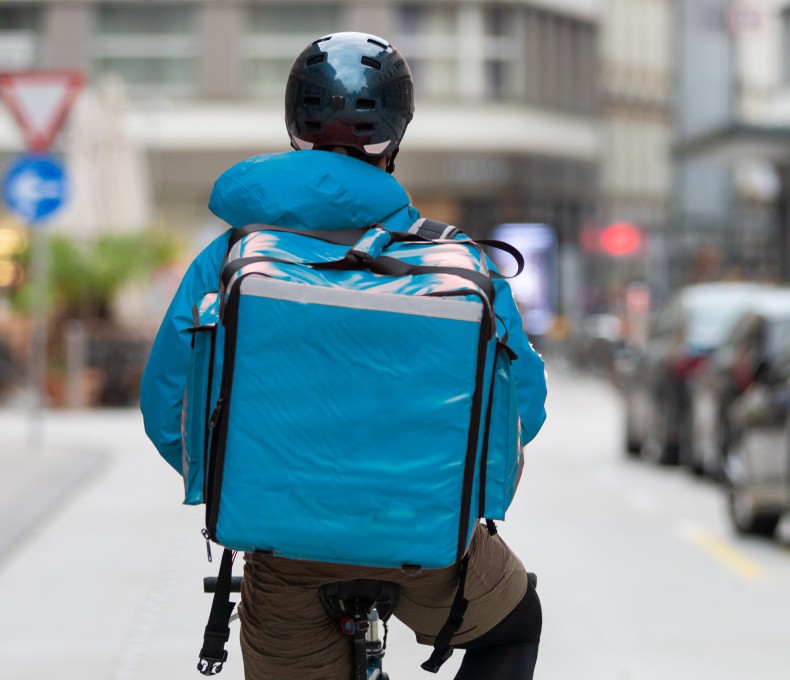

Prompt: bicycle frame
[{"left": 318, "top": 579, "right": 399, "bottom": 680}]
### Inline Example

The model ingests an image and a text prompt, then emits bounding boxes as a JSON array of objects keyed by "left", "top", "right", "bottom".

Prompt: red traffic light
[{"left": 598, "top": 222, "right": 642, "bottom": 257}]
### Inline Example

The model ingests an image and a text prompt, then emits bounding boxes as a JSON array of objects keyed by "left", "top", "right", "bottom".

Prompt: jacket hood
[{"left": 208, "top": 150, "right": 415, "bottom": 232}]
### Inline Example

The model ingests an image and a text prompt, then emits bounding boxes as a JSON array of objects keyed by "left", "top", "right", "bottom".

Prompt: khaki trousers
[{"left": 239, "top": 524, "right": 528, "bottom": 680}]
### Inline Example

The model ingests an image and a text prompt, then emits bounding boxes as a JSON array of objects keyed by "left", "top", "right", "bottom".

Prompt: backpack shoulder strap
[
  {"left": 409, "top": 218, "right": 461, "bottom": 241},
  {"left": 407, "top": 218, "right": 525, "bottom": 280}
]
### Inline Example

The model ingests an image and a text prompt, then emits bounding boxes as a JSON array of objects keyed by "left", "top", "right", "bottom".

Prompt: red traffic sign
[{"left": 0, "top": 70, "right": 84, "bottom": 151}]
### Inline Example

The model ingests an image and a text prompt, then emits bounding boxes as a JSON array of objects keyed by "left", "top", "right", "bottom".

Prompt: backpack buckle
[{"left": 197, "top": 649, "right": 228, "bottom": 675}]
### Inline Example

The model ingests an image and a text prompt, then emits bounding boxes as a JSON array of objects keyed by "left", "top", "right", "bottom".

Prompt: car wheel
[
  {"left": 643, "top": 395, "right": 679, "bottom": 466},
  {"left": 710, "top": 416, "right": 732, "bottom": 483},
  {"left": 689, "top": 458, "right": 705, "bottom": 478},
  {"left": 728, "top": 488, "right": 780, "bottom": 537},
  {"left": 624, "top": 392, "right": 642, "bottom": 457},
  {"left": 677, "top": 405, "right": 695, "bottom": 470},
  {"left": 686, "top": 402, "right": 707, "bottom": 476},
  {"left": 689, "top": 421, "right": 718, "bottom": 479},
  {"left": 724, "top": 438, "right": 780, "bottom": 538},
  {"left": 625, "top": 426, "right": 641, "bottom": 457}
]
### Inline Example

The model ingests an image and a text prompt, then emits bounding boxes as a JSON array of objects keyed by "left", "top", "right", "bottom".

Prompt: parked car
[
  {"left": 687, "top": 288, "right": 790, "bottom": 480},
  {"left": 622, "top": 282, "right": 773, "bottom": 465},
  {"left": 724, "top": 325, "right": 790, "bottom": 537}
]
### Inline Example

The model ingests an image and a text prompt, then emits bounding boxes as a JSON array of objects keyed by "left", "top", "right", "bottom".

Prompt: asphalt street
[{"left": 1, "top": 362, "right": 789, "bottom": 679}]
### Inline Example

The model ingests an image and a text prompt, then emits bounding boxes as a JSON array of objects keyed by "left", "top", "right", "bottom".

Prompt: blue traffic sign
[{"left": 3, "top": 154, "right": 67, "bottom": 224}]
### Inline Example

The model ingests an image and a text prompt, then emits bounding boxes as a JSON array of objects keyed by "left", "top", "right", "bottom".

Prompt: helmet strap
[{"left": 386, "top": 147, "right": 399, "bottom": 174}]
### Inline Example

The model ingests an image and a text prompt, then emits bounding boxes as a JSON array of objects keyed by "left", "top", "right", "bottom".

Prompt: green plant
[{"left": 12, "top": 230, "right": 181, "bottom": 319}]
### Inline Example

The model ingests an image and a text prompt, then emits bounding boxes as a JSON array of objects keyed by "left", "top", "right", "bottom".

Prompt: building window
[
  {"left": 395, "top": 3, "right": 592, "bottom": 107},
  {"left": 396, "top": 3, "right": 519, "bottom": 101},
  {"left": 524, "top": 8, "right": 596, "bottom": 113},
  {"left": 93, "top": 3, "right": 197, "bottom": 95},
  {"left": 242, "top": 3, "right": 342, "bottom": 96},
  {"left": 0, "top": 4, "right": 42, "bottom": 69},
  {"left": 782, "top": 8, "right": 790, "bottom": 84},
  {"left": 396, "top": 4, "right": 459, "bottom": 99},
  {"left": 483, "top": 5, "right": 519, "bottom": 100}
]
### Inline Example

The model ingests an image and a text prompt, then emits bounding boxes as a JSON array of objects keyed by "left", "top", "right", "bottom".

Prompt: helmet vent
[
  {"left": 304, "top": 120, "right": 322, "bottom": 132},
  {"left": 306, "top": 54, "right": 327, "bottom": 67},
  {"left": 361, "top": 56, "right": 382, "bottom": 71},
  {"left": 303, "top": 96, "right": 321, "bottom": 107},
  {"left": 367, "top": 38, "right": 388, "bottom": 50},
  {"left": 355, "top": 98, "right": 376, "bottom": 111},
  {"left": 354, "top": 123, "right": 375, "bottom": 134}
]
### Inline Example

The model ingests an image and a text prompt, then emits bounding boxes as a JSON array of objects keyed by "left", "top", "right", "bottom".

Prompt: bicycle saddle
[{"left": 318, "top": 579, "right": 400, "bottom": 622}]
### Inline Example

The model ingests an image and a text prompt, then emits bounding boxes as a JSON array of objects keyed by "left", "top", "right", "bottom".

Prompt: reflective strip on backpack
[{"left": 239, "top": 277, "right": 483, "bottom": 323}]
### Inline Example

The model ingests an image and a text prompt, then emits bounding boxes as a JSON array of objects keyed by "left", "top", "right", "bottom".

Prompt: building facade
[
  {"left": 673, "top": 0, "right": 790, "bottom": 284},
  {"left": 0, "top": 0, "right": 601, "bottom": 249},
  {"left": 594, "top": 0, "right": 673, "bottom": 310}
]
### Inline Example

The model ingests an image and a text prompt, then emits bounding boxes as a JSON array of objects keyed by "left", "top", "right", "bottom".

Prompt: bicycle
[{"left": 202, "top": 574, "right": 399, "bottom": 680}]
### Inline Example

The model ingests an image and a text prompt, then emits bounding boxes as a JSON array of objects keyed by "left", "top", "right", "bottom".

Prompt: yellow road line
[{"left": 680, "top": 524, "right": 765, "bottom": 582}]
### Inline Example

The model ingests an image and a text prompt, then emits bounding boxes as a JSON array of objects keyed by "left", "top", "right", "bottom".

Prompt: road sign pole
[
  {"left": 2, "top": 154, "right": 68, "bottom": 448},
  {"left": 27, "top": 226, "right": 49, "bottom": 447}
]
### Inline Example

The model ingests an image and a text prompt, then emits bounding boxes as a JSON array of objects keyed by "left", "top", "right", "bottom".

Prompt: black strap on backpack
[
  {"left": 219, "top": 225, "right": 521, "bottom": 318},
  {"left": 420, "top": 518, "right": 499, "bottom": 672},
  {"left": 221, "top": 220, "right": 523, "bottom": 296},
  {"left": 198, "top": 548, "right": 236, "bottom": 676},
  {"left": 421, "top": 553, "right": 470, "bottom": 673},
  {"left": 407, "top": 219, "right": 524, "bottom": 279},
  {"left": 227, "top": 223, "right": 372, "bottom": 251}
]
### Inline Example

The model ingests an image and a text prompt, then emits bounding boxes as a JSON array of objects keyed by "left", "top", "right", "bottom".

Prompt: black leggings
[{"left": 453, "top": 575, "right": 542, "bottom": 680}]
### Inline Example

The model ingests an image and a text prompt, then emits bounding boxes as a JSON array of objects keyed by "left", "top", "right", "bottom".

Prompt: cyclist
[{"left": 141, "top": 31, "right": 547, "bottom": 680}]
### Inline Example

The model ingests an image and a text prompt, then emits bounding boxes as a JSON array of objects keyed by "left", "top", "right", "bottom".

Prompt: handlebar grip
[{"left": 203, "top": 576, "right": 243, "bottom": 593}]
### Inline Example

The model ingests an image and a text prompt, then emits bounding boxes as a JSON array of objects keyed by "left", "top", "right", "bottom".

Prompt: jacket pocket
[{"left": 482, "top": 343, "right": 523, "bottom": 520}]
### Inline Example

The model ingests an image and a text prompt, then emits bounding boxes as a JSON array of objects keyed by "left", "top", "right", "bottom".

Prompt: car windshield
[{"left": 686, "top": 298, "right": 753, "bottom": 350}]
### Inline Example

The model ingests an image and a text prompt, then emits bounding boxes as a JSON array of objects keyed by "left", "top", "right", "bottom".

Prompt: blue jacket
[{"left": 140, "top": 150, "right": 547, "bottom": 472}]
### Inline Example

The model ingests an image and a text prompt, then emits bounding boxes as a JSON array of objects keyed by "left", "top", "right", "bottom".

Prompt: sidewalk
[
  {"left": 0, "top": 406, "right": 231, "bottom": 680},
  {"left": 0, "top": 408, "right": 113, "bottom": 562}
]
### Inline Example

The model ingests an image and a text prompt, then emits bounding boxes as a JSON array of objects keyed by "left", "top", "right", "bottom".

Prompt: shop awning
[{"left": 673, "top": 122, "right": 790, "bottom": 163}]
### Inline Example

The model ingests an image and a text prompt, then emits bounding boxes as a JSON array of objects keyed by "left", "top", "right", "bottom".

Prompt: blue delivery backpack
[{"left": 187, "top": 219, "right": 525, "bottom": 674}]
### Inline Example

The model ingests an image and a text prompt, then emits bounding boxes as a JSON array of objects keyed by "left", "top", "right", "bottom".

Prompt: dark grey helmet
[{"left": 285, "top": 32, "right": 414, "bottom": 170}]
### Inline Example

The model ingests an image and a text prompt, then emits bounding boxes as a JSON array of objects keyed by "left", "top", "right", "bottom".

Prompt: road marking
[{"left": 678, "top": 523, "right": 765, "bottom": 582}]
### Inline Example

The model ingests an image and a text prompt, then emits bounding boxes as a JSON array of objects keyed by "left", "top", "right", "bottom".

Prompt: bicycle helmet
[{"left": 285, "top": 32, "right": 414, "bottom": 173}]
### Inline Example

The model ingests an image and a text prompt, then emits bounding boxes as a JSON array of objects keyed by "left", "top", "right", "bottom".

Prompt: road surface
[{"left": 1, "top": 363, "right": 788, "bottom": 679}]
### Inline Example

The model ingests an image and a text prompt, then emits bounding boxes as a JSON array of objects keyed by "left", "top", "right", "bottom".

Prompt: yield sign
[{"left": 0, "top": 70, "right": 84, "bottom": 151}]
